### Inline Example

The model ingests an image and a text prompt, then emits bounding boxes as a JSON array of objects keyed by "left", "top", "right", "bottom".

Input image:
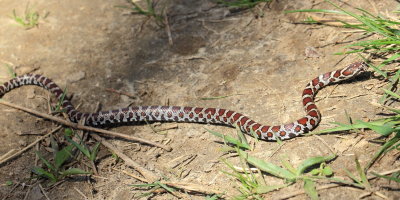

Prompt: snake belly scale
[{"left": 0, "top": 62, "right": 367, "bottom": 141}]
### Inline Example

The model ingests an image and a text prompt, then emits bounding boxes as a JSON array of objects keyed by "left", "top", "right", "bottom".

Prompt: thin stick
[
  {"left": 313, "top": 135, "right": 336, "bottom": 155},
  {"left": 90, "top": 133, "right": 159, "bottom": 182},
  {"left": 119, "top": 168, "right": 223, "bottom": 195},
  {"left": 73, "top": 187, "right": 88, "bottom": 199},
  {"left": 0, "top": 149, "right": 17, "bottom": 161},
  {"left": 0, "top": 126, "right": 62, "bottom": 165},
  {"left": 0, "top": 100, "right": 172, "bottom": 151},
  {"left": 104, "top": 88, "right": 136, "bottom": 98},
  {"left": 160, "top": 181, "right": 224, "bottom": 195},
  {"left": 113, "top": 168, "right": 148, "bottom": 183},
  {"left": 164, "top": 12, "right": 173, "bottom": 45},
  {"left": 38, "top": 184, "right": 50, "bottom": 200}
]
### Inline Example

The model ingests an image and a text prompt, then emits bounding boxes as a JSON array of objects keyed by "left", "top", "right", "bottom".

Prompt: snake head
[{"left": 342, "top": 61, "right": 368, "bottom": 76}]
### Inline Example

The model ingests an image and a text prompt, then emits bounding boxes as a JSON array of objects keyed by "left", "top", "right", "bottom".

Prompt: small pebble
[
  {"left": 305, "top": 46, "right": 322, "bottom": 58},
  {"left": 18, "top": 139, "right": 27, "bottom": 147},
  {"left": 67, "top": 71, "right": 86, "bottom": 83}
]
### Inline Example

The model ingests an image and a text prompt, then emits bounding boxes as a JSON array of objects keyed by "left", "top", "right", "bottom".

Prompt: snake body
[{"left": 0, "top": 62, "right": 367, "bottom": 140}]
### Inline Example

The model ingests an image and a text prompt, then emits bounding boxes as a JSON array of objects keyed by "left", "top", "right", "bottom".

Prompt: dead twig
[
  {"left": 160, "top": 181, "right": 224, "bottom": 196},
  {"left": 113, "top": 168, "right": 148, "bottom": 183},
  {"left": 74, "top": 187, "right": 88, "bottom": 200},
  {"left": 0, "top": 100, "right": 172, "bottom": 151},
  {"left": 119, "top": 169, "right": 224, "bottom": 195},
  {"left": 0, "top": 149, "right": 17, "bottom": 161},
  {"left": 104, "top": 88, "right": 136, "bottom": 99},
  {"left": 91, "top": 133, "right": 159, "bottom": 182},
  {"left": 38, "top": 184, "right": 50, "bottom": 200},
  {"left": 313, "top": 135, "right": 336, "bottom": 155},
  {"left": 164, "top": 12, "right": 173, "bottom": 45}
]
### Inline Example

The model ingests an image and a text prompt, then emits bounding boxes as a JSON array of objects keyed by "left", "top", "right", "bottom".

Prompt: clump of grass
[
  {"left": 117, "top": 0, "right": 165, "bottom": 27},
  {"left": 32, "top": 140, "right": 90, "bottom": 184},
  {"left": 208, "top": 128, "right": 335, "bottom": 199},
  {"left": 286, "top": 0, "right": 400, "bottom": 170},
  {"left": 211, "top": 128, "right": 399, "bottom": 199},
  {"left": 11, "top": 3, "right": 48, "bottom": 29},
  {"left": 285, "top": 0, "right": 399, "bottom": 68},
  {"left": 32, "top": 128, "right": 99, "bottom": 185}
]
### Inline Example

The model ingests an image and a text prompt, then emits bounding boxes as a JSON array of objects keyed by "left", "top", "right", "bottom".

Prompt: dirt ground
[{"left": 0, "top": 0, "right": 399, "bottom": 199}]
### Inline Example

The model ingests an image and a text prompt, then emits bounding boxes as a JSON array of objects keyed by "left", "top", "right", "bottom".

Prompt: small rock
[
  {"left": 27, "top": 89, "right": 36, "bottom": 99},
  {"left": 18, "top": 139, "right": 27, "bottom": 147},
  {"left": 203, "top": 162, "right": 216, "bottom": 173},
  {"left": 67, "top": 71, "right": 86, "bottom": 83},
  {"left": 27, "top": 185, "right": 44, "bottom": 200},
  {"left": 305, "top": 46, "right": 322, "bottom": 58}
]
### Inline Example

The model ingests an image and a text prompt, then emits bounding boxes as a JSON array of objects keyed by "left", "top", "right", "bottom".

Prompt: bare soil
[{"left": 0, "top": 0, "right": 399, "bottom": 199}]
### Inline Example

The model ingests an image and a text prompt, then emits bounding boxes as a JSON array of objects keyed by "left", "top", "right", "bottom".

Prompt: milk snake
[{"left": 0, "top": 62, "right": 367, "bottom": 141}]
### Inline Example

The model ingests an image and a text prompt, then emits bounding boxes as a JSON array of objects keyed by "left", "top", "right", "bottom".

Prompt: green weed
[
  {"left": 11, "top": 4, "right": 48, "bottom": 29},
  {"left": 53, "top": 88, "right": 68, "bottom": 113},
  {"left": 32, "top": 138, "right": 90, "bottom": 184},
  {"left": 64, "top": 128, "right": 100, "bottom": 173},
  {"left": 32, "top": 129, "right": 101, "bottom": 184},
  {"left": 65, "top": 131, "right": 100, "bottom": 162},
  {"left": 117, "top": 0, "right": 165, "bottom": 27},
  {"left": 371, "top": 171, "right": 400, "bottom": 183},
  {"left": 285, "top": 0, "right": 399, "bottom": 67},
  {"left": 211, "top": 128, "right": 336, "bottom": 199}
]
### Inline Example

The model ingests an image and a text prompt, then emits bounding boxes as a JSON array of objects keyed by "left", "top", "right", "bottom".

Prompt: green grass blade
[
  {"left": 354, "top": 157, "right": 370, "bottom": 189},
  {"left": 311, "top": 122, "right": 357, "bottom": 134},
  {"left": 156, "top": 181, "right": 176, "bottom": 193},
  {"left": 32, "top": 167, "right": 57, "bottom": 182},
  {"left": 281, "top": 159, "right": 297, "bottom": 175},
  {"left": 371, "top": 172, "right": 400, "bottom": 183},
  {"left": 355, "top": 120, "right": 395, "bottom": 136},
  {"left": 205, "top": 194, "right": 221, "bottom": 200},
  {"left": 65, "top": 136, "right": 91, "bottom": 158},
  {"left": 35, "top": 151, "right": 56, "bottom": 171},
  {"left": 296, "top": 154, "right": 336, "bottom": 176},
  {"left": 383, "top": 89, "right": 400, "bottom": 99},
  {"left": 314, "top": 117, "right": 398, "bottom": 135},
  {"left": 237, "top": 149, "right": 296, "bottom": 180},
  {"left": 365, "top": 133, "right": 400, "bottom": 170},
  {"left": 60, "top": 168, "right": 91, "bottom": 176},
  {"left": 206, "top": 128, "right": 251, "bottom": 150},
  {"left": 54, "top": 88, "right": 68, "bottom": 112},
  {"left": 235, "top": 125, "right": 250, "bottom": 148},
  {"left": 303, "top": 179, "right": 319, "bottom": 200},
  {"left": 344, "top": 168, "right": 362, "bottom": 185},
  {"left": 313, "top": 176, "right": 364, "bottom": 188},
  {"left": 55, "top": 145, "right": 74, "bottom": 170},
  {"left": 90, "top": 142, "right": 101, "bottom": 161}
]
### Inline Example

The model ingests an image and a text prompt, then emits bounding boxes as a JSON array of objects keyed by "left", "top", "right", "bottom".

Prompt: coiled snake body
[{"left": 0, "top": 62, "right": 367, "bottom": 141}]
